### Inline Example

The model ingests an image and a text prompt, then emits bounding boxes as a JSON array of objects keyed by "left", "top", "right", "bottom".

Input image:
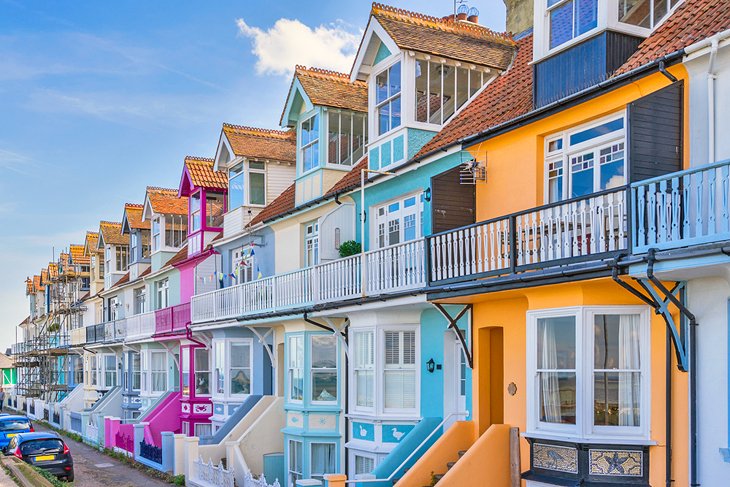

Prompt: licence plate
[
  {"left": 5, "top": 434, "right": 16, "bottom": 438},
  {"left": 35, "top": 455, "right": 55, "bottom": 461}
]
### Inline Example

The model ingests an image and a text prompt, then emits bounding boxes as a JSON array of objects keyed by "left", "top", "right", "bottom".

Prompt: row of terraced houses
[{"left": 7, "top": 1, "right": 730, "bottom": 486}]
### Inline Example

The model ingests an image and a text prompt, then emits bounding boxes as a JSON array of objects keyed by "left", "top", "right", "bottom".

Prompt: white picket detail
[
  {"left": 194, "top": 457, "right": 235, "bottom": 487},
  {"left": 633, "top": 159, "right": 730, "bottom": 252},
  {"left": 242, "top": 471, "right": 281, "bottom": 487},
  {"left": 365, "top": 239, "right": 426, "bottom": 294}
]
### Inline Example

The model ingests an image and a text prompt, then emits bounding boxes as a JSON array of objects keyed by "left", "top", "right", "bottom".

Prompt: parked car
[
  {"left": 4, "top": 432, "right": 74, "bottom": 481},
  {"left": 0, "top": 415, "right": 33, "bottom": 448}
]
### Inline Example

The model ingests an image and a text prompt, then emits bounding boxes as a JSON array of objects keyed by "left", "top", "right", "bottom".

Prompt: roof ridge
[
  {"left": 99, "top": 220, "right": 122, "bottom": 226},
  {"left": 222, "top": 123, "right": 293, "bottom": 139},
  {"left": 295, "top": 65, "right": 361, "bottom": 82},
  {"left": 371, "top": 2, "right": 514, "bottom": 45},
  {"left": 184, "top": 155, "right": 215, "bottom": 163},
  {"left": 124, "top": 203, "right": 144, "bottom": 209},
  {"left": 146, "top": 186, "right": 179, "bottom": 193}
]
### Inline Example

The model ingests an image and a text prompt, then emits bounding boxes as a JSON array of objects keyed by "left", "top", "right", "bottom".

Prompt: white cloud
[
  {"left": 0, "top": 148, "right": 32, "bottom": 175},
  {"left": 236, "top": 17, "right": 359, "bottom": 76}
]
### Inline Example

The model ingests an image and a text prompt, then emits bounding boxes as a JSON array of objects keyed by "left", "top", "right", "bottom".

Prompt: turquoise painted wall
[
  {"left": 373, "top": 42, "right": 391, "bottom": 65},
  {"left": 353, "top": 150, "right": 471, "bottom": 250},
  {"left": 420, "top": 307, "right": 472, "bottom": 420}
]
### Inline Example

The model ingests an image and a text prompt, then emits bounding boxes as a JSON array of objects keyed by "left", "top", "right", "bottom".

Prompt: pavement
[{"left": 31, "top": 422, "right": 172, "bottom": 487}]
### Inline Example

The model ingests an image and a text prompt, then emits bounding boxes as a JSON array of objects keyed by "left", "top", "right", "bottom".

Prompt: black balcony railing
[{"left": 139, "top": 440, "right": 162, "bottom": 464}]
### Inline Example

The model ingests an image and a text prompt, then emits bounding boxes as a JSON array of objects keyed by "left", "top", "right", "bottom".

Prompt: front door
[{"left": 444, "top": 335, "right": 468, "bottom": 429}]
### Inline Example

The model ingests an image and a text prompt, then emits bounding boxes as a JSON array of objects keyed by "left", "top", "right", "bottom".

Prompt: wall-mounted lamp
[
  {"left": 423, "top": 187, "right": 432, "bottom": 202},
  {"left": 426, "top": 358, "right": 436, "bottom": 373}
]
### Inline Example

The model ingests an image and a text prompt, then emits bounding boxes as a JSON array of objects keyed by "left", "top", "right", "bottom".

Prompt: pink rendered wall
[
  {"left": 144, "top": 391, "right": 182, "bottom": 446},
  {"left": 178, "top": 264, "right": 195, "bottom": 304}
]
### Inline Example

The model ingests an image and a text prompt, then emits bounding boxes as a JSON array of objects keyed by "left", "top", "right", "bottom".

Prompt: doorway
[
  {"left": 444, "top": 334, "right": 469, "bottom": 428},
  {"left": 478, "top": 327, "right": 504, "bottom": 434}
]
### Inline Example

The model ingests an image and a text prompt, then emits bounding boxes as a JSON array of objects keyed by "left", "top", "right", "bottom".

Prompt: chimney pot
[
  {"left": 457, "top": 12, "right": 468, "bottom": 20},
  {"left": 467, "top": 14, "right": 479, "bottom": 23}
]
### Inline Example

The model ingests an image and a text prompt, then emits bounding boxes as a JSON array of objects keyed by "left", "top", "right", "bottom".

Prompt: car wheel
[{"left": 65, "top": 473, "right": 74, "bottom": 482}]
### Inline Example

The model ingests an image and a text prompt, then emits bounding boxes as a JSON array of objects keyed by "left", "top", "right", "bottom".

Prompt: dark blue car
[
  {"left": 0, "top": 415, "right": 33, "bottom": 449},
  {"left": 5, "top": 432, "right": 74, "bottom": 481}
]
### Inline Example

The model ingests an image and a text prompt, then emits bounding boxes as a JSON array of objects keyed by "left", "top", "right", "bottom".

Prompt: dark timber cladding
[
  {"left": 533, "top": 31, "right": 643, "bottom": 109},
  {"left": 430, "top": 166, "right": 476, "bottom": 234},
  {"left": 628, "top": 81, "right": 683, "bottom": 182}
]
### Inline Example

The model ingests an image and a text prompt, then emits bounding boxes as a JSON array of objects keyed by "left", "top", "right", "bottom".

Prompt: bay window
[
  {"left": 527, "top": 307, "right": 650, "bottom": 440},
  {"left": 130, "top": 233, "right": 138, "bottom": 260},
  {"left": 374, "top": 194, "right": 423, "bottom": 249},
  {"left": 206, "top": 193, "right": 225, "bottom": 228},
  {"left": 545, "top": 115, "right": 626, "bottom": 203},
  {"left": 195, "top": 348, "right": 210, "bottom": 395},
  {"left": 288, "top": 335, "right": 304, "bottom": 402},
  {"left": 103, "top": 354, "right": 117, "bottom": 388},
  {"left": 90, "top": 355, "right": 98, "bottom": 386},
  {"left": 132, "top": 352, "right": 141, "bottom": 391},
  {"left": 214, "top": 341, "right": 225, "bottom": 395},
  {"left": 375, "top": 61, "right": 401, "bottom": 136},
  {"left": 116, "top": 246, "right": 128, "bottom": 271},
  {"left": 311, "top": 335, "right": 337, "bottom": 403},
  {"left": 156, "top": 279, "right": 169, "bottom": 310},
  {"left": 164, "top": 214, "right": 188, "bottom": 248},
  {"left": 310, "top": 443, "right": 336, "bottom": 481},
  {"left": 152, "top": 217, "right": 161, "bottom": 251},
  {"left": 249, "top": 161, "right": 266, "bottom": 205},
  {"left": 191, "top": 192, "right": 201, "bottom": 232},
  {"left": 133, "top": 287, "right": 145, "bottom": 314},
  {"left": 301, "top": 114, "right": 320, "bottom": 173},
  {"left": 327, "top": 110, "right": 367, "bottom": 166},
  {"left": 104, "top": 246, "right": 111, "bottom": 275},
  {"left": 140, "top": 353, "right": 147, "bottom": 392},
  {"left": 230, "top": 341, "right": 252, "bottom": 396},
  {"left": 353, "top": 330, "right": 374, "bottom": 408},
  {"left": 232, "top": 247, "right": 255, "bottom": 284},
  {"left": 288, "top": 440, "right": 303, "bottom": 487},
  {"left": 618, "top": 0, "right": 680, "bottom": 30},
  {"left": 414, "top": 58, "right": 488, "bottom": 125},
  {"left": 182, "top": 350, "right": 190, "bottom": 396},
  {"left": 229, "top": 162, "right": 244, "bottom": 209},
  {"left": 151, "top": 351, "right": 167, "bottom": 393},
  {"left": 547, "top": 0, "right": 598, "bottom": 50}
]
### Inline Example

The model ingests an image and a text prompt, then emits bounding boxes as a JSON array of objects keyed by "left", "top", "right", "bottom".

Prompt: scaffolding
[{"left": 15, "top": 248, "right": 88, "bottom": 403}]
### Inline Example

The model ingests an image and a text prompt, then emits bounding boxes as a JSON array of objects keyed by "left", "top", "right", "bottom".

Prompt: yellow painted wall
[
  {"left": 457, "top": 277, "right": 689, "bottom": 487},
  {"left": 467, "top": 65, "right": 690, "bottom": 223}
]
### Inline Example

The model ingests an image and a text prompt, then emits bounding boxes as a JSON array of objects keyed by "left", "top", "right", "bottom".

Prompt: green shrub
[
  {"left": 338, "top": 240, "right": 362, "bottom": 257},
  {"left": 171, "top": 474, "right": 185, "bottom": 485}
]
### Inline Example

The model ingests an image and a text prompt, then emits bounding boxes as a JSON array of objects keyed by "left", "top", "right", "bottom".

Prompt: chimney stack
[
  {"left": 502, "top": 0, "right": 534, "bottom": 34},
  {"left": 456, "top": 4, "right": 469, "bottom": 20},
  {"left": 467, "top": 6, "right": 480, "bottom": 23}
]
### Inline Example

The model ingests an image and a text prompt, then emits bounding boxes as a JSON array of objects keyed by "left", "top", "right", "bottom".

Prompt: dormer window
[
  {"left": 229, "top": 163, "right": 244, "bottom": 209},
  {"left": 152, "top": 218, "right": 161, "bottom": 251},
  {"left": 206, "top": 193, "right": 225, "bottom": 227},
  {"left": 191, "top": 192, "right": 202, "bottom": 232},
  {"left": 249, "top": 162, "right": 266, "bottom": 205},
  {"left": 116, "top": 246, "right": 129, "bottom": 271},
  {"left": 228, "top": 161, "right": 267, "bottom": 209},
  {"left": 414, "top": 58, "right": 488, "bottom": 125},
  {"left": 618, "top": 0, "right": 678, "bottom": 30},
  {"left": 130, "top": 233, "right": 139, "bottom": 260},
  {"left": 547, "top": 0, "right": 598, "bottom": 49},
  {"left": 301, "top": 114, "right": 320, "bottom": 173},
  {"left": 327, "top": 110, "right": 368, "bottom": 166},
  {"left": 375, "top": 61, "right": 402, "bottom": 136}
]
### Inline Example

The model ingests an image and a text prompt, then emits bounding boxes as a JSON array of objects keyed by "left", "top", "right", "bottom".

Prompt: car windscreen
[
  {"left": 0, "top": 419, "right": 30, "bottom": 432},
  {"left": 19, "top": 439, "right": 64, "bottom": 455}
]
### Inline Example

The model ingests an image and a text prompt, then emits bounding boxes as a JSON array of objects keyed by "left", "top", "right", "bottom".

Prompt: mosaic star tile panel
[{"left": 589, "top": 449, "right": 643, "bottom": 477}]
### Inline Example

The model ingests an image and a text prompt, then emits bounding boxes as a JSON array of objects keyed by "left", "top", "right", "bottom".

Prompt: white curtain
[
  {"left": 618, "top": 314, "right": 641, "bottom": 426},
  {"left": 311, "top": 443, "right": 335, "bottom": 476},
  {"left": 538, "top": 320, "right": 562, "bottom": 423}
]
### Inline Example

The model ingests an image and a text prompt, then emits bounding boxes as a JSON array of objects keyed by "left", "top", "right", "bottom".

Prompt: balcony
[
  {"left": 632, "top": 159, "right": 730, "bottom": 252},
  {"left": 104, "top": 319, "right": 127, "bottom": 343},
  {"left": 70, "top": 327, "right": 86, "bottom": 346},
  {"left": 427, "top": 187, "right": 628, "bottom": 285},
  {"left": 85, "top": 323, "right": 106, "bottom": 344},
  {"left": 191, "top": 239, "right": 426, "bottom": 323},
  {"left": 125, "top": 311, "right": 156, "bottom": 342},
  {"left": 154, "top": 302, "right": 191, "bottom": 336}
]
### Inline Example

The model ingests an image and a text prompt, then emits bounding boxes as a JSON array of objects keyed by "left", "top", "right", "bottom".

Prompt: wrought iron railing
[{"left": 139, "top": 439, "right": 163, "bottom": 464}]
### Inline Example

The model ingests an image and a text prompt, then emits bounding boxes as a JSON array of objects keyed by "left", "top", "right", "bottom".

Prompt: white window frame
[
  {"left": 543, "top": 0, "right": 600, "bottom": 54},
  {"left": 374, "top": 60, "right": 402, "bottom": 137},
  {"left": 326, "top": 109, "right": 368, "bottom": 167},
  {"left": 287, "top": 335, "right": 304, "bottom": 404},
  {"left": 288, "top": 440, "right": 303, "bottom": 487},
  {"left": 132, "top": 352, "right": 141, "bottom": 391},
  {"left": 228, "top": 339, "right": 253, "bottom": 398},
  {"left": 310, "top": 334, "right": 338, "bottom": 405},
  {"left": 544, "top": 113, "right": 626, "bottom": 204},
  {"left": 130, "top": 232, "right": 139, "bottom": 261},
  {"left": 300, "top": 114, "right": 320, "bottom": 174},
  {"left": 526, "top": 306, "right": 651, "bottom": 442},
  {"left": 232, "top": 247, "right": 255, "bottom": 284},
  {"left": 371, "top": 193, "right": 423, "bottom": 250},
  {"left": 152, "top": 217, "right": 162, "bottom": 252},
  {"left": 213, "top": 340, "right": 225, "bottom": 397},
  {"left": 248, "top": 160, "right": 267, "bottom": 207},
  {"left": 228, "top": 161, "right": 245, "bottom": 210},
  {"left": 133, "top": 287, "right": 146, "bottom": 315},
  {"left": 102, "top": 353, "right": 118, "bottom": 389},
  {"left": 150, "top": 350, "right": 168, "bottom": 394},
  {"left": 304, "top": 221, "right": 319, "bottom": 267},
  {"left": 194, "top": 423, "right": 212, "bottom": 438},
  {"left": 194, "top": 347, "right": 211, "bottom": 397},
  {"left": 352, "top": 452, "right": 377, "bottom": 479},
  {"left": 352, "top": 329, "right": 375, "bottom": 411},
  {"left": 156, "top": 279, "right": 169, "bottom": 310}
]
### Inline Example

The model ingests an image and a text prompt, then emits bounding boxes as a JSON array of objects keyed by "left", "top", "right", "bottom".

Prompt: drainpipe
[{"left": 666, "top": 328, "right": 672, "bottom": 487}]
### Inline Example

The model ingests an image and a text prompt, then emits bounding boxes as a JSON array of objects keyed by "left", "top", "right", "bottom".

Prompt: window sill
[{"left": 523, "top": 431, "right": 657, "bottom": 446}]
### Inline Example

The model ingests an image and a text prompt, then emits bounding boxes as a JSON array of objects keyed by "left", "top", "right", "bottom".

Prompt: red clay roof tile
[
  {"left": 184, "top": 156, "right": 228, "bottom": 190},
  {"left": 222, "top": 124, "right": 296, "bottom": 163},
  {"left": 147, "top": 187, "right": 188, "bottom": 216},
  {"left": 248, "top": 183, "right": 295, "bottom": 226}
]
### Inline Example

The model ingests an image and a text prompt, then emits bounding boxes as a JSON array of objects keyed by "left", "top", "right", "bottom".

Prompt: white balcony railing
[
  {"left": 70, "top": 328, "right": 86, "bottom": 346},
  {"left": 125, "top": 311, "right": 156, "bottom": 341},
  {"left": 192, "top": 239, "right": 426, "bottom": 323}
]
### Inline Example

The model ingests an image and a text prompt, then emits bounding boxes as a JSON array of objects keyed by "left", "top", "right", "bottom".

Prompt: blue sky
[{"left": 0, "top": 0, "right": 506, "bottom": 350}]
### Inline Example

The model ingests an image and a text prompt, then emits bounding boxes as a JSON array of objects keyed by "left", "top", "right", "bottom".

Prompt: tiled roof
[
  {"left": 147, "top": 187, "right": 188, "bottom": 216},
  {"left": 99, "top": 221, "right": 129, "bottom": 246},
  {"left": 222, "top": 124, "right": 296, "bottom": 163},
  {"left": 370, "top": 3, "right": 515, "bottom": 70},
  {"left": 25, "top": 278, "right": 33, "bottom": 295},
  {"left": 617, "top": 0, "right": 730, "bottom": 74},
  {"left": 415, "top": 33, "right": 533, "bottom": 157},
  {"left": 33, "top": 275, "right": 41, "bottom": 292},
  {"left": 112, "top": 272, "right": 130, "bottom": 288},
  {"left": 165, "top": 245, "right": 190, "bottom": 268},
  {"left": 184, "top": 156, "right": 228, "bottom": 190},
  {"left": 85, "top": 231, "right": 100, "bottom": 255},
  {"left": 292, "top": 66, "right": 368, "bottom": 113},
  {"left": 248, "top": 183, "right": 295, "bottom": 226},
  {"left": 48, "top": 263, "right": 58, "bottom": 279},
  {"left": 324, "top": 156, "right": 370, "bottom": 197},
  {"left": 124, "top": 203, "right": 149, "bottom": 231},
  {"left": 139, "top": 267, "right": 152, "bottom": 278},
  {"left": 69, "top": 244, "right": 86, "bottom": 264},
  {"left": 40, "top": 269, "right": 48, "bottom": 285}
]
